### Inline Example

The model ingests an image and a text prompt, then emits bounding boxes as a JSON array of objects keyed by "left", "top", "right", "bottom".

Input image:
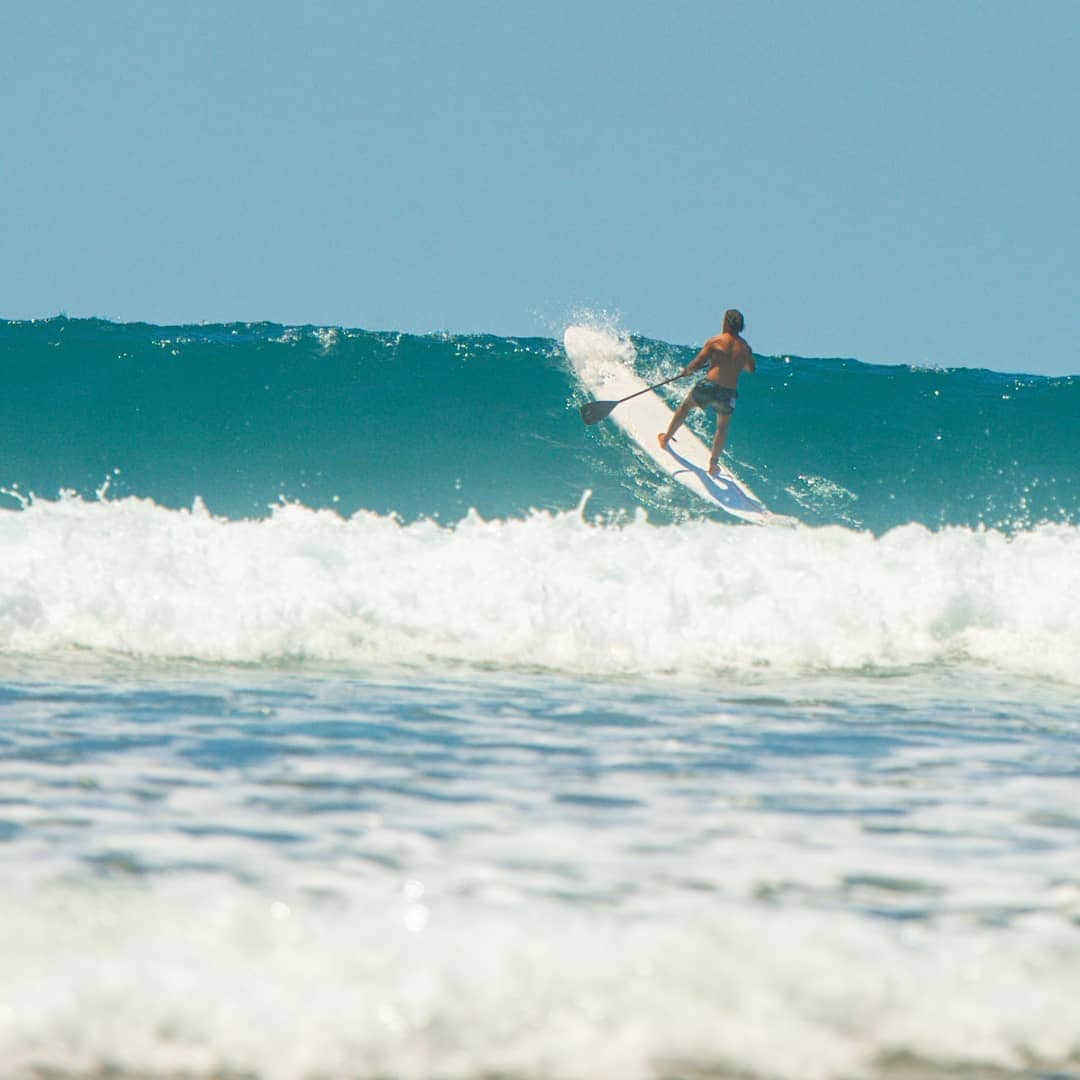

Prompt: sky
[{"left": 4, "top": 1, "right": 1078, "bottom": 374}]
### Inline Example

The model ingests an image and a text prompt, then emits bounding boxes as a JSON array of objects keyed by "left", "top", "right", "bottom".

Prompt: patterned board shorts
[{"left": 691, "top": 379, "right": 737, "bottom": 415}]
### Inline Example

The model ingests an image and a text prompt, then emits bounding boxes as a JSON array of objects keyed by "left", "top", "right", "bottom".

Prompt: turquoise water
[
  {"left": 3, "top": 317, "right": 1077, "bottom": 530},
  {"left": 1, "top": 317, "right": 1079, "bottom": 1079}
]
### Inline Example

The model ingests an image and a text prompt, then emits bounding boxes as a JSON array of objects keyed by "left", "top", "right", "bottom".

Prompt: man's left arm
[{"left": 679, "top": 339, "right": 720, "bottom": 378}]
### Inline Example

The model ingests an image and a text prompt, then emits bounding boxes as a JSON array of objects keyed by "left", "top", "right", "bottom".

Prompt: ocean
[{"left": 1, "top": 316, "right": 1078, "bottom": 1079}]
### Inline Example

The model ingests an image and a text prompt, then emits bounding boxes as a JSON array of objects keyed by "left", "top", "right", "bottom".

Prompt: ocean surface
[{"left": 1, "top": 316, "right": 1078, "bottom": 1079}]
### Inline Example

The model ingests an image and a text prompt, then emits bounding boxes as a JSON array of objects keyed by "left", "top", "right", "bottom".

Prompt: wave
[
  {"left": 2, "top": 316, "right": 1078, "bottom": 531},
  {"left": 2, "top": 494, "right": 1079, "bottom": 684}
]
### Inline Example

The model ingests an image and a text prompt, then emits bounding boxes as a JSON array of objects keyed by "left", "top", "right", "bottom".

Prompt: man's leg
[
  {"left": 708, "top": 412, "right": 732, "bottom": 474},
  {"left": 658, "top": 392, "right": 697, "bottom": 449}
]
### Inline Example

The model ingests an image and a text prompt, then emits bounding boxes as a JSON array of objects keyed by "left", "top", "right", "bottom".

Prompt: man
[{"left": 658, "top": 309, "right": 754, "bottom": 476}]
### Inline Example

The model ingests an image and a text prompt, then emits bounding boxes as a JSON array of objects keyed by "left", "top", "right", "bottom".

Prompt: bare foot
[
  {"left": 657, "top": 433, "right": 671, "bottom": 450},
  {"left": 707, "top": 459, "right": 719, "bottom": 476}
]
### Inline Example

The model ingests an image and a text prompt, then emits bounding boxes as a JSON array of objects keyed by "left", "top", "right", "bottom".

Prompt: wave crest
[{"left": 2, "top": 494, "right": 1078, "bottom": 684}]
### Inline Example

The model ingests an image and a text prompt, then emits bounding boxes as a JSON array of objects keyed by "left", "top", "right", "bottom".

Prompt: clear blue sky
[{"left": 5, "top": 1, "right": 1078, "bottom": 373}]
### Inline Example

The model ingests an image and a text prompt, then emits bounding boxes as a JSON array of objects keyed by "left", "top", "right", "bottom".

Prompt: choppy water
[{"left": 1, "top": 317, "right": 1078, "bottom": 1078}]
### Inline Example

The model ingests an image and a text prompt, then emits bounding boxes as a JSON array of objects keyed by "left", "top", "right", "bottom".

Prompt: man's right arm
[{"left": 738, "top": 339, "right": 755, "bottom": 374}]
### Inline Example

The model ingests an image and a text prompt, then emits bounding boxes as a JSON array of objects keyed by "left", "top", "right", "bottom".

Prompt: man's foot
[
  {"left": 658, "top": 433, "right": 671, "bottom": 450},
  {"left": 707, "top": 459, "right": 719, "bottom": 476}
]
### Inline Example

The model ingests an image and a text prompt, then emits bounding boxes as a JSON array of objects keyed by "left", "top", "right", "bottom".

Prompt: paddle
[{"left": 579, "top": 372, "right": 689, "bottom": 425}]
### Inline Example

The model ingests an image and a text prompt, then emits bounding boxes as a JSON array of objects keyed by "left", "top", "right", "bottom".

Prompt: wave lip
[{"left": 1, "top": 494, "right": 1078, "bottom": 685}]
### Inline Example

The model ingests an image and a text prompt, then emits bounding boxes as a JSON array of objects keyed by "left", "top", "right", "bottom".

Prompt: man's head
[{"left": 723, "top": 309, "right": 745, "bottom": 335}]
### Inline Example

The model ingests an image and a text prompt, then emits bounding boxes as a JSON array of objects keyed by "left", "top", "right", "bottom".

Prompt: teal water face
[{"left": 2, "top": 316, "right": 1078, "bottom": 530}]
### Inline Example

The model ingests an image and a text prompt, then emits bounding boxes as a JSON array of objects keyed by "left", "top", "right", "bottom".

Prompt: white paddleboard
[{"left": 565, "top": 325, "right": 790, "bottom": 526}]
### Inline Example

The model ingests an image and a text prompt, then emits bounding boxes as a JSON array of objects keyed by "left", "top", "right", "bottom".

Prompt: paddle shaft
[
  {"left": 580, "top": 371, "right": 691, "bottom": 425},
  {"left": 612, "top": 371, "right": 687, "bottom": 405}
]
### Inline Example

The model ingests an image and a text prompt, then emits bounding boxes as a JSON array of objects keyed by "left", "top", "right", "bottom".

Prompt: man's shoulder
[{"left": 706, "top": 331, "right": 751, "bottom": 353}]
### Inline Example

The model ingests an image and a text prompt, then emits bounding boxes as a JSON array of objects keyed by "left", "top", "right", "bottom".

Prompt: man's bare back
[{"left": 697, "top": 330, "right": 755, "bottom": 388}]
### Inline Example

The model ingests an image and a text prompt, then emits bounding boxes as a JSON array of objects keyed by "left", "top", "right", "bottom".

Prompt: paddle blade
[{"left": 580, "top": 399, "right": 617, "bottom": 425}]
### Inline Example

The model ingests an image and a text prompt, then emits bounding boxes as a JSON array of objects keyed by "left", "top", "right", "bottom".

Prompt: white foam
[
  {"left": 1, "top": 876, "right": 1077, "bottom": 1078},
  {"left": 1, "top": 494, "right": 1079, "bottom": 684},
  {"left": 563, "top": 321, "right": 638, "bottom": 385}
]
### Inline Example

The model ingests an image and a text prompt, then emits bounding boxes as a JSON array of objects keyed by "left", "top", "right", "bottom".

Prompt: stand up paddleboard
[{"left": 565, "top": 325, "right": 791, "bottom": 526}]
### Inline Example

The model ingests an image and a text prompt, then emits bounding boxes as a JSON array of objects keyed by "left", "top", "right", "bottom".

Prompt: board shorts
[{"left": 691, "top": 379, "right": 737, "bottom": 415}]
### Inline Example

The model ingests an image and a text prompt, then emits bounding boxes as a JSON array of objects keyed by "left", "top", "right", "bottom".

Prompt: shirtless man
[{"left": 658, "top": 309, "right": 754, "bottom": 475}]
